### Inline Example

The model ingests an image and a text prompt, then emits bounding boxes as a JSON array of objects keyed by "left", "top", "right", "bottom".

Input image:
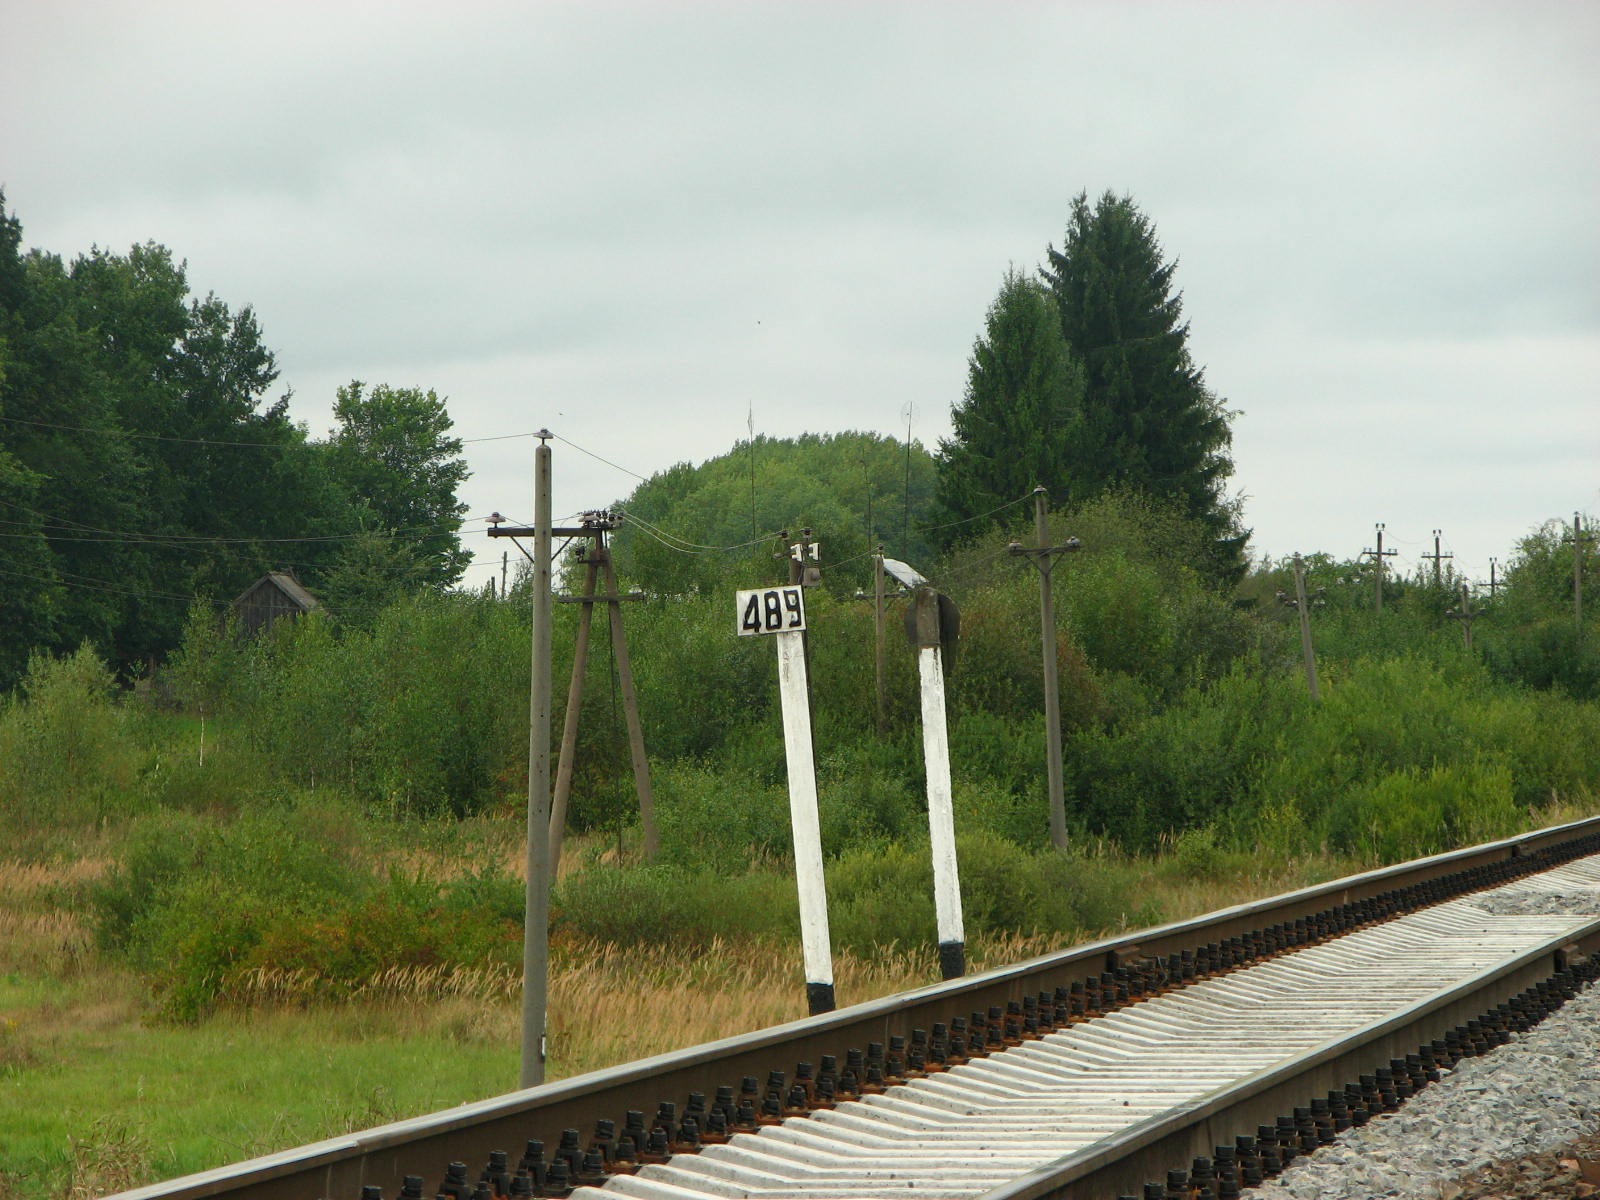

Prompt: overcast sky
[{"left": 3, "top": 0, "right": 1596, "bottom": 593}]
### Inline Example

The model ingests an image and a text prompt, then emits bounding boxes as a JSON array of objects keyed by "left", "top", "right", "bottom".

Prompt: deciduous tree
[{"left": 326, "top": 381, "right": 471, "bottom": 589}]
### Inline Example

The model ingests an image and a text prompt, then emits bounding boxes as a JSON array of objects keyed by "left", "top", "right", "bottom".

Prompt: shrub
[
  {"left": 0, "top": 644, "right": 142, "bottom": 832},
  {"left": 826, "top": 840, "right": 936, "bottom": 952},
  {"left": 826, "top": 833, "right": 1160, "bottom": 953},
  {"left": 954, "top": 774, "right": 1049, "bottom": 849},
  {"left": 552, "top": 862, "right": 797, "bottom": 946},
  {"left": 652, "top": 763, "right": 794, "bottom": 872},
  {"left": 1321, "top": 761, "right": 1521, "bottom": 862},
  {"left": 1068, "top": 665, "right": 1304, "bottom": 849},
  {"left": 1482, "top": 617, "right": 1600, "bottom": 700}
]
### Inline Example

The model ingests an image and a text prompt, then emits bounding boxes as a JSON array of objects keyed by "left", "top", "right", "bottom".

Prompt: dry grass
[
  {"left": 61, "top": 1117, "right": 153, "bottom": 1200},
  {"left": 215, "top": 931, "right": 1080, "bottom": 1083},
  {"left": 541, "top": 932, "right": 1074, "bottom": 1078},
  {"left": 0, "top": 859, "right": 104, "bottom": 977},
  {"left": 232, "top": 962, "right": 524, "bottom": 1006}
]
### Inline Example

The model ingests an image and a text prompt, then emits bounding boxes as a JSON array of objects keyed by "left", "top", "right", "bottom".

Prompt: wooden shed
[{"left": 231, "top": 571, "right": 322, "bottom": 636}]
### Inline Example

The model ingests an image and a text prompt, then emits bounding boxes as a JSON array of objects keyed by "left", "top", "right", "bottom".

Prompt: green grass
[
  {"left": 0, "top": 969, "right": 519, "bottom": 1198},
  {"left": 3, "top": 797, "right": 1594, "bottom": 1200}
]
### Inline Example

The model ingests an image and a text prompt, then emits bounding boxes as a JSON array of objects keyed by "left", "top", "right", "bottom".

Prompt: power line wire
[
  {"left": 551, "top": 433, "right": 650, "bottom": 483},
  {"left": 621, "top": 510, "right": 776, "bottom": 555},
  {"left": 919, "top": 492, "right": 1032, "bottom": 533},
  {"left": 0, "top": 496, "right": 491, "bottom": 548},
  {"left": 0, "top": 409, "right": 520, "bottom": 449}
]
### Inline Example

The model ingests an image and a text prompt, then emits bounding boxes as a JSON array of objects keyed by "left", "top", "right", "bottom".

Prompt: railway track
[{"left": 109, "top": 817, "right": 1600, "bottom": 1200}]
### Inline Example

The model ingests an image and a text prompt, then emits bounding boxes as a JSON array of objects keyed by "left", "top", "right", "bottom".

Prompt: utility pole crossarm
[
  {"left": 1420, "top": 530, "right": 1454, "bottom": 589},
  {"left": 1007, "top": 537, "right": 1083, "bottom": 572},
  {"left": 490, "top": 526, "right": 603, "bottom": 539},
  {"left": 1361, "top": 523, "right": 1398, "bottom": 614}
]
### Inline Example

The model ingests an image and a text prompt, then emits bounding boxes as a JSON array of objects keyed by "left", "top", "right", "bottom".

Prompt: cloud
[{"left": 3, "top": 0, "right": 1596, "bottom": 594}]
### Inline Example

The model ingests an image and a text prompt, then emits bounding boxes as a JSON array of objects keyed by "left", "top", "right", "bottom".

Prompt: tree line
[
  {"left": 611, "top": 192, "right": 1247, "bottom": 594},
  {"left": 0, "top": 192, "right": 472, "bottom": 687}
]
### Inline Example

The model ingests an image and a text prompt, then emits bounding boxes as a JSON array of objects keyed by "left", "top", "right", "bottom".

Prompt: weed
[{"left": 65, "top": 1115, "right": 154, "bottom": 1199}]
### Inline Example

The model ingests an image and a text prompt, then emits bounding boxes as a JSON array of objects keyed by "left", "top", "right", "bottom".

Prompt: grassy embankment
[
  {"left": 0, "top": 813, "right": 1408, "bottom": 1200},
  {"left": 5, "top": 498, "right": 1600, "bottom": 1198}
]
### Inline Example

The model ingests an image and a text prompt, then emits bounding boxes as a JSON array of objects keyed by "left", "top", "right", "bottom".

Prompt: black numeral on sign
[{"left": 736, "top": 587, "right": 807, "bottom": 636}]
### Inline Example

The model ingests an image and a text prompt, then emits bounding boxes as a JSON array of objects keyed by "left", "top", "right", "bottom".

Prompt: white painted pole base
[{"left": 775, "top": 629, "right": 836, "bottom": 1013}]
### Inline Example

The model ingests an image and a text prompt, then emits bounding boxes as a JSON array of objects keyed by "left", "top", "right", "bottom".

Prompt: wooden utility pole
[
  {"left": 1279, "top": 553, "right": 1322, "bottom": 703},
  {"left": 873, "top": 547, "right": 887, "bottom": 734},
  {"left": 551, "top": 548, "right": 600, "bottom": 868},
  {"left": 1565, "top": 513, "right": 1595, "bottom": 629},
  {"left": 601, "top": 540, "right": 657, "bottom": 858},
  {"left": 1420, "top": 529, "right": 1453, "bottom": 589},
  {"left": 543, "top": 514, "right": 659, "bottom": 867},
  {"left": 491, "top": 509, "right": 660, "bottom": 874},
  {"left": 1362, "top": 523, "right": 1397, "bottom": 613},
  {"left": 518, "top": 431, "right": 553, "bottom": 1089},
  {"left": 1446, "top": 582, "right": 1477, "bottom": 650},
  {"left": 551, "top": 513, "right": 658, "bottom": 866},
  {"left": 1009, "top": 487, "right": 1081, "bottom": 851},
  {"left": 784, "top": 527, "right": 822, "bottom": 588},
  {"left": 1484, "top": 558, "right": 1502, "bottom": 601}
]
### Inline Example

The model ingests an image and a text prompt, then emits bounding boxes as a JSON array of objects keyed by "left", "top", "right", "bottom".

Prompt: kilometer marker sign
[
  {"left": 735, "top": 586, "right": 807, "bottom": 636},
  {"left": 735, "top": 582, "right": 833, "bottom": 1014}
]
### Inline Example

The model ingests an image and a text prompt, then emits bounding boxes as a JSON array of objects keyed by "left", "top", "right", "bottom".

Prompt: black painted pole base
[
  {"left": 938, "top": 940, "right": 966, "bottom": 981},
  {"left": 806, "top": 980, "right": 836, "bottom": 1015}
]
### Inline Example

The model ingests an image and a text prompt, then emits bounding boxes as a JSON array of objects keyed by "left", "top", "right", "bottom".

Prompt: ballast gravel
[{"left": 1248, "top": 976, "right": 1600, "bottom": 1200}]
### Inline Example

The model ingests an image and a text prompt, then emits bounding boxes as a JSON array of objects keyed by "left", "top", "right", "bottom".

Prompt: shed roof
[{"left": 232, "top": 571, "right": 321, "bottom": 613}]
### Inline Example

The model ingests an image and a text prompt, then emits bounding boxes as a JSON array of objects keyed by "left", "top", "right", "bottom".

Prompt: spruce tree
[
  {"left": 1044, "top": 191, "right": 1246, "bottom": 583},
  {"left": 932, "top": 268, "right": 1086, "bottom": 542}
]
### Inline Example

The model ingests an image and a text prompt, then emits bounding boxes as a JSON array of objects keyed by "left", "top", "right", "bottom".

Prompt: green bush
[
  {"left": 217, "top": 593, "right": 532, "bottom": 817},
  {"left": 92, "top": 797, "right": 532, "bottom": 1021},
  {"left": 825, "top": 833, "right": 1160, "bottom": 953},
  {"left": 629, "top": 594, "right": 776, "bottom": 761},
  {"left": 816, "top": 739, "right": 922, "bottom": 850},
  {"left": 91, "top": 809, "right": 213, "bottom": 954},
  {"left": 954, "top": 775, "right": 1049, "bottom": 849},
  {"left": 652, "top": 763, "right": 793, "bottom": 871},
  {"left": 1068, "top": 665, "right": 1304, "bottom": 849},
  {"left": 1060, "top": 550, "right": 1175, "bottom": 680},
  {"left": 826, "top": 840, "right": 936, "bottom": 951},
  {"left": 1321, "top": 761, "right": 1521, "bottom": 862},
  {"left": 1482, "top": 617, "right": 1600, "bottom": 700},
  {"left": 552, "top": 862, "right": 797, "bottom": 946},
  {"left": 0, "top": 645, "right": 142, "bottom": 831}
]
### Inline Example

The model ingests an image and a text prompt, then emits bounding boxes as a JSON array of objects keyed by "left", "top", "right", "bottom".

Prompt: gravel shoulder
[{"left": 1251, "top": 975, "right": 1600, "bottom": 1200}]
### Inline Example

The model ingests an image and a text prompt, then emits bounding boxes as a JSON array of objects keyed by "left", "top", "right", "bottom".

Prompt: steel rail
[
  {"left": 104, "top": 816, "right": 1600, "bottom": 1200},
  {"left": 575, "top": 856, "right": 1600, "bottom": 1200}
]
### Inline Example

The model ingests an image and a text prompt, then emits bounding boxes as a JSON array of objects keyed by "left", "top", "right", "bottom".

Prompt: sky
[{"left": 2, "top": 0, "right": 1596, "bottom": 595}]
